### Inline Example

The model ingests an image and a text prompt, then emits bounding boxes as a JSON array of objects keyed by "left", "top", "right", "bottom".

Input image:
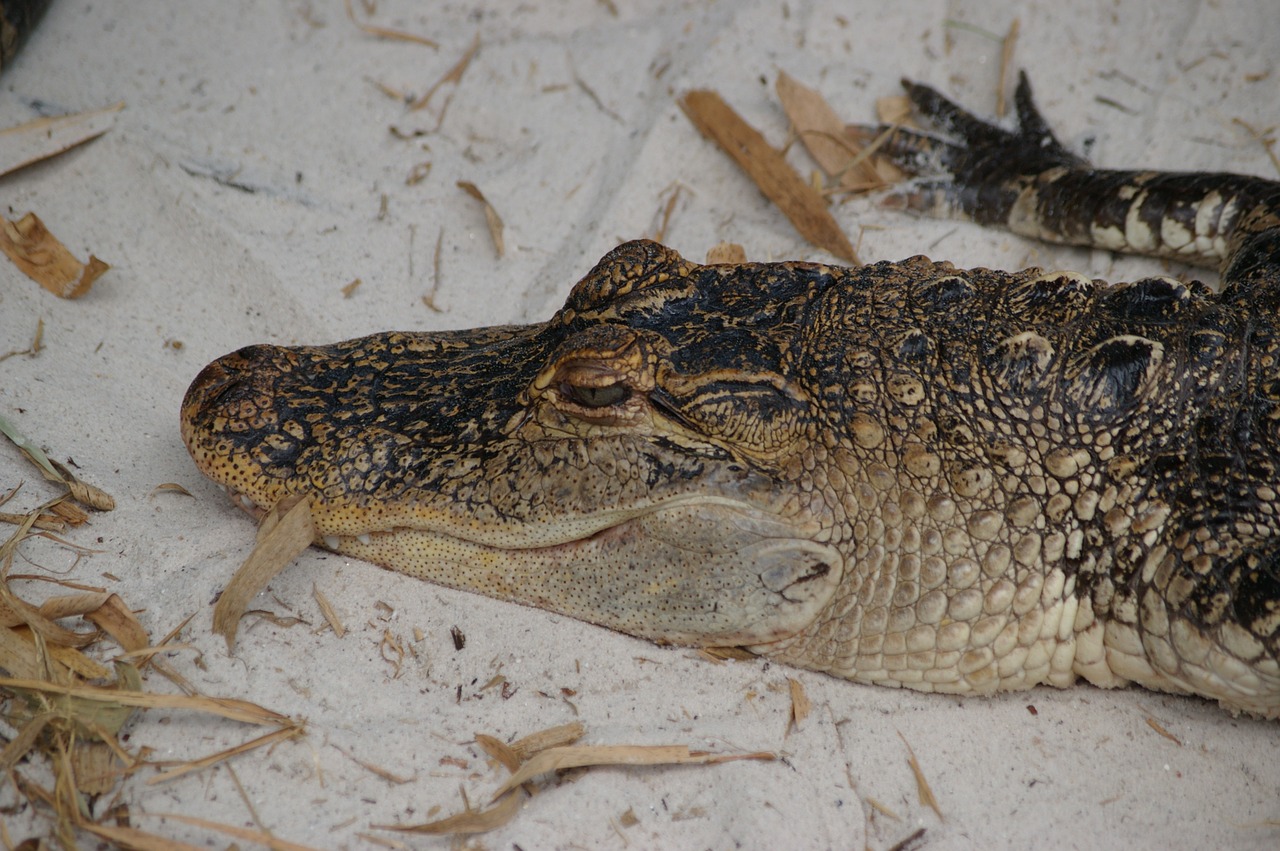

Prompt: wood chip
[
  {"left": 475, "top": 734, "right": 522, "bottom": 774},
  {"left": 0, "top": 102, "right": 124, "bottom": 178},
  {"left": 456, "top": 181, "right": 505, "bottom": 257},
  {"left": 212, "top": 495, "right": 316, "bottom": 651},
  {"left": 875, "top": 95, "right": 913, "bottom": 126},
  {"left": 787, "top": 676, "right": 811, "bottom": 732},
  {"left": 776, "top": 71, "right": 883, "bottom": 191},
  {"left": 704, "top": 243, "right": 746, "bottom": 264},
  {"left": 700, "top": 644, "right": 756, "bottom": 661},
  {"left": 508, "top": 721, "right": 585, "bottom": 760},
  {"left": 679, "top": 89, "right": 858, "bottom": 264},
  {"left": 0, "top": 212, "right": 110, "bottom": 299}
]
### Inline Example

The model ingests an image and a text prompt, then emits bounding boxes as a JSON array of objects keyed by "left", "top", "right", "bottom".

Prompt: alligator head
[{"left": 181, "top": 240, "right": 850, "bottom": 649}]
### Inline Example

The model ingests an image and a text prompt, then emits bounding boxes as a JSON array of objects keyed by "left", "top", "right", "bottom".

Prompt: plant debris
[
  {"left": 0, "top": 497, "right": 305, "bottom": 848},
  {"left": 1144, "top": 715, "right": 1183, "bottom": 746},
  {"left": 0, "top": 102, "right": 124, "bottom": 178},
  {"left": 343, "top": 0, "right": 438, "bottom": 48},
  {"left": 775, "top": 71, "right": 887, "bottom": 193},
  {"left": 704, "top": 243, "right": 747, "bottom": 265},
  {"left": 787, "top": 676, "right": 811, "bottom": 733},
  {"left": 0, "top": 212, "right": 110, "bottom": 299},
  {"left": 679, "top": 89, "right": 858, "bottom": 264},
  {"left": 899, "top": 732, "right": 943, "bottom": 821},
  {"left": 997, "top": 19, "right": 1021, "bottom": 116},
  {"left": 456, "top": 180, "right": 505, "bottom": 258},
  {"left": 0, "top": 412, "right": 115, "bottom": 512},
  {"left": 312, "top": 584, "right": 346, "bottom": 638},
  {"left": 212, "top": 495, "right": 316, "bottom": 650},
  {"left": 377, "top": 721, "right": 773, "bottom": 835},
  {"left": 410, "top": 34, "right": 480, "bottom": 116}
]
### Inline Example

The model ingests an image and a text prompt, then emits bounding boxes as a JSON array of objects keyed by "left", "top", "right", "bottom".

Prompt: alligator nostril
[
  {"left": 181, "top": 357, "right": 243, "bottom": 422},
  {"left": 180, "top": 345, "right": 287, "bottom": 444}
]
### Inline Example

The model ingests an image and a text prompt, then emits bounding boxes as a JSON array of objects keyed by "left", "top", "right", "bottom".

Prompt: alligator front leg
[{"left": 857, "top": 73, "right": 1280, "bottom": 283}]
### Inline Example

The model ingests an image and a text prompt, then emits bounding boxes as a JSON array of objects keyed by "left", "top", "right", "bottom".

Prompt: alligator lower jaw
[{"left": 299, "top": 506, "right": 842, "bottom": 649}]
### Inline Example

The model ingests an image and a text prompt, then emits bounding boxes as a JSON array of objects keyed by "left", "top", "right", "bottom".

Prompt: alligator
[{"left": 182, "top": 75, "right": 1280, "bottom": 718}]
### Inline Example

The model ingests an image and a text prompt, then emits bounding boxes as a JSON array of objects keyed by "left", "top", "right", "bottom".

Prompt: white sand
[{"left": 2, "top": 1, "right": 1278, "bottom": 848}]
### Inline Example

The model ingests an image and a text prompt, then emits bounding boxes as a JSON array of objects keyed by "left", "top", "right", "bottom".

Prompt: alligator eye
[{"left": 564, "top": 382, "right": 628, "bottom": 408}]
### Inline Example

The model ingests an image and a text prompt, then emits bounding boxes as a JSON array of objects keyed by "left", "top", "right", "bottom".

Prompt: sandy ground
[{"left": 2, "top": 1, "right": 1278, "bottom": 848}]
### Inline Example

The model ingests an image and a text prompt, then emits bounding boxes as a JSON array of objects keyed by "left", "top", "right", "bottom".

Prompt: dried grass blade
[
  {"left": 0, "top": 102, "right": 124, "bottom": 178},
  {"left": 0, "top": 581, "right": 99, "bottom": 646},
  {"left": 0, "top": 412, "right": 62, "bottom": 480},
  {"left": 81, "top": 822, "right": 211, "bottom": 851},
  {"left": 0, "top": 621, "right": 72, "bottom": 681},
  {"left": 122, "top": 812, "right": 328, "bottom": 851},
  {"left": 35, "top": 591, "right": 113, "bottom": 621},
  {"left": 0, "top": 711, "right": 55, "bottom": 772},
  {"left": 679, "top": 90, "right": 857, "bottom": 264},
  {"left": 0, "top": 415, "right": 115, "bottom": 510},
  {"left": 332, "top": 743, "right": 415, "bottom": 784},
  {"left": 213, "top": 496, "right": 315, "bottom": 650},
  {"left": 377, "top": 788, "right": 523, "bottom": 835},
  {"left": 410, "top": 34, "right": 480, "bottom": 111},
  {"left": 0, "top": 677, "right": 295, "bottom": 725},
  {"left": 492, "top": 743, "right": 773, "bottom": 799},
  {"left": 84, "top": 593, "right": 150, "bottom": 652},
  {"left": 456, "top": 181, "right": 505, "bottom": 258},
  {"left": 997, "top": 19, "right": 1021, "bottom": 116},
  {"left": 149, "top": 724, "right": 304, "bottom": 784},
  {"left": 312, "top": 584, "right": 346, "bottom": 638},
  {"left": 342, "top": 0, "right": 438, "bottom": 48},
  {"left": 899, "top": 732, "right": 943, "bottom": 821},
  {"left": 49, "top": 458, "right": 115, "bottom": 511}
]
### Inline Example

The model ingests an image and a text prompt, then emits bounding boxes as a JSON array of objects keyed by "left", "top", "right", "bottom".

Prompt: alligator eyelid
[{"left": 564, "top": 382, "right": 629, "bottom": 408}]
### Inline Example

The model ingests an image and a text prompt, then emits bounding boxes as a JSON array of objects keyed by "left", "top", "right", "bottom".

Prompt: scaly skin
[{"left": 182, "top": 76, "right": 1280, "bottom": 717}]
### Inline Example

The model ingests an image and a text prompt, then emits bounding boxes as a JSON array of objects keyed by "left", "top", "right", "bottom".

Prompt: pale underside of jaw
[{"left": 222, "top": 484, "right": 843, "bottom": 648}]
